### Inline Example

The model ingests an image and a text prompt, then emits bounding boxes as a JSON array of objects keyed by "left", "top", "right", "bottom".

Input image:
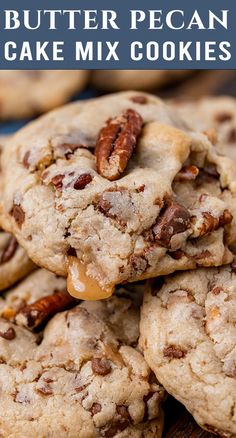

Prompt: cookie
[
  {"left": 0, "top": 268, "right": 69, "bottom": 326},
  {"left": 0, "top": 293, "right": 164, "bottom": 437},
  {"left": 140, "top": 265, "right": 236, "bottom": 437},
  {"left": 0, "top": 136, "right": 35, "bottom": 290},
  {"left": 1, "top": 91, "right": 236, "bottom": 299},
  {"left": 92, "top": 70, "right": 191, "bottom": 91},
  {"left": 0, "top": 70, "right": 88, "bottom": 119},
  {"left": 170, "top": 96, "right": 236, "bottom": 163}
]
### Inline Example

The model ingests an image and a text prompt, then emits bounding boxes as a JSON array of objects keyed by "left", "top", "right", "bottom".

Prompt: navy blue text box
[{"left": 0, "top": 0, "right": 235, "bottom": 69}]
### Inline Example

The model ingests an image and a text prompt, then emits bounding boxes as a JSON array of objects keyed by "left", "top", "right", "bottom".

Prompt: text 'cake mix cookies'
[
  {"left": 170, "top": 96, "right": 236, "bottom": 164},
  {"left": 0, "top": 269, "right": 164, "bottom": 438},
  {"left": 140, "top": 264, "right": 236, "bottom": 437},
  {"left": 0, "top": 136, "right": 35, "bottom": 290},
  {"left": 1, "top": 91, "right": 236, "bottom": 299},
  {"left": 0, "top": 70, "right": 88, "bottom": 119}
]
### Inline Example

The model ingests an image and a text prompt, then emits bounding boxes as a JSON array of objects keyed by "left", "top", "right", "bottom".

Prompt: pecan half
[
  {"left": 15, "top": 291, "right": 75, "bottom": 329},
  {"left": 174, "top": 165, "right": 199, "bottom": 182},
  {"left": 0, "top": 236, "right": 18, "bottom": 264},
  {"left": 10, "top": 203, "right": 25, "bottom": 228},
  {"left": 95, "top": 109, "right": 143, "bottom": 181},
  {"left": 153, "top": 201, "right": 191, "bottom": 247}
]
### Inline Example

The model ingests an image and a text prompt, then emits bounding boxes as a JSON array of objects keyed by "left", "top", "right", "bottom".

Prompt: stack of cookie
[{"left": 0, "top": 91, "right": 235, "bottom": 437}]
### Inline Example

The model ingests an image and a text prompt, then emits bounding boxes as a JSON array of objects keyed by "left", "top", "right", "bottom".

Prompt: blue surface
[{"left": 0, "top": 86, "right": 99, "bottom": 135}]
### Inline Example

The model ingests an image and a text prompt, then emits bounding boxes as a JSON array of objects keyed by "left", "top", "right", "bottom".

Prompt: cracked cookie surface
[
  {"left": 0, "top": 136, "right": 35, "bottom": 290},
  {"left": 0, "top": 291, "right": 164, "bottom": 438},
  {"left": 140, "top": 265, "right": 236, "bottom": 437},
  {"left": 1, "top": 91, "right": 236, "bottom": 297},
  {"left": 0, "top": 70, "right": 88, "bottom": 119},
  {"left": 171, "top": 96, "right": 236, "bottom": 163}
]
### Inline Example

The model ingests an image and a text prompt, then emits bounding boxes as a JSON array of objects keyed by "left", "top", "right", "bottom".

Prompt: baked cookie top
[
  {"left": 1, "top": 91, "right": 236, "bottom": 299},
  {"left": 0, "top": 70, "right": 88, "bottom": 119},
  {"left": 171, "top": 96, "right": 236, "bottom": 163},
  {"left": 0, "top": 293, "right": 164, "bottom": 437},
  {"left": 0, "top": 136, "right": 35, "bottom": 290},
  {"left": 0, "top": 268, "right": 69, "bottom": 328},
  {"left": 92, "top": 70, "right": 191, "bottom": 91},
  {"left": 140, "top": 264, "right": 236, "bottom": 437}
]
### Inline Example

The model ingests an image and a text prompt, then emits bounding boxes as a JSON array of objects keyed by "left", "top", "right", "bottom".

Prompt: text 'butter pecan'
[{"left": 95, "top": 109, "right": 143, "bottom": 181}]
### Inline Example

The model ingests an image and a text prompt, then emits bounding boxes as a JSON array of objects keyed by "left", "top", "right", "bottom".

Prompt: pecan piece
[
  {"left": 174, "top": 165, "right": 199, "bottom": 182},
  {"left": 163, "top": 345, "right": 187, "bottom": 359},
  {"left": 215, "top": 112, "right": 233, "bottom": 123},
  {"left": 90, "top": 403, "right": 102, "bottom": 416},
  {"left": 74, "top": 173, "right": 92, "bottom": 190},
  {"left": 199, "top": 209, "right": 232, "bottom": 236},
  {"left": 15, "top": 291, "right": 75, "bottom": 329},
  {"left": 23, "top": 151, "right": 31, "bottom": 168},
  {"left": 0, "top": 327, "right": 16, "bottom": 340},
  {"left": 130, "top": 95, "right": 148, "bottom": 104},
  {"left": 153, "top": 201, "right": 191, "bottom": 247},
  {"left": 10, "top": 203, "right": 25, "bottom": 228},
  {"left": 91, "top": 357, "right": 112, "bottom": 376},
  {"left": 50, "top": 174, "right": 65, "bottom": 191},
  {"left": 0, "top": 236, "right": 18, "bottom": 264},
  {"left": 95, "top": 109, "right": 143, "bottom": 181}
]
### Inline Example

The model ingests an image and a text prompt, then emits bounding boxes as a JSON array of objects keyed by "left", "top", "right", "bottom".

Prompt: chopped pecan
[
  {"left": 15, "top": 291, "right": 75, "bottom": 329},
  {"left": 215, "top": 112, "right": 233, "bottom": 123},
  {"left": 228, "top": 127, "right": 236, "bottom": 143},
  {"left": 163, "top": 345, "right": 187, "bottom": 359},
  {"left": 36, "top": 384, "right": 53, "bottom": 396},
  {"left": 51, "top": 174, "right": 65, "bottom": 191},
  {"left": 0, "top": 235, "right": 18, "bottom": 264},
  {"left": 211, "top": 286, "right": 223, "bottom": 295},
  {"left": 10, "top": 203, "right": 25, "bottom": 228},
  {"left": 199, "top": 209, "right": 232, "bottom": 236},
  {"left": 23, "top": 151, "right": 31, "bottom": 168},
  {"left": 174, "top": 165, "right": 199, "bottom": 182},
  {"left": 0, "top": 327, "right": 16, "bottom": 340},
  {"left": 168, "top": 249, "right": 185, "bottom": 260},
  {"left": 130, "top": 95, "right": 148, "bottom": 104},
  {"left": 101, "top": 405, "right": 131, "bottom": 437},
  {"left": 219, "top": 209, "right": 233, "bottom": 227},
  {"left": 90, "top": 403, "right": 102, "bottom": 416},
  {"left": 74, "top": 173, "right": 93, "bottom": 190},
  {"left": 153, "top": 201, "right": 191, "bottom": 247},
  {"left": 193, "top": 250, "right": 211, "bottom": 261},
  {"left": 91, "top": 357, "right": 112, "bottom": 376},
  {"left": 95, "top": 109, "right": 143, "bottom": 181}
]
